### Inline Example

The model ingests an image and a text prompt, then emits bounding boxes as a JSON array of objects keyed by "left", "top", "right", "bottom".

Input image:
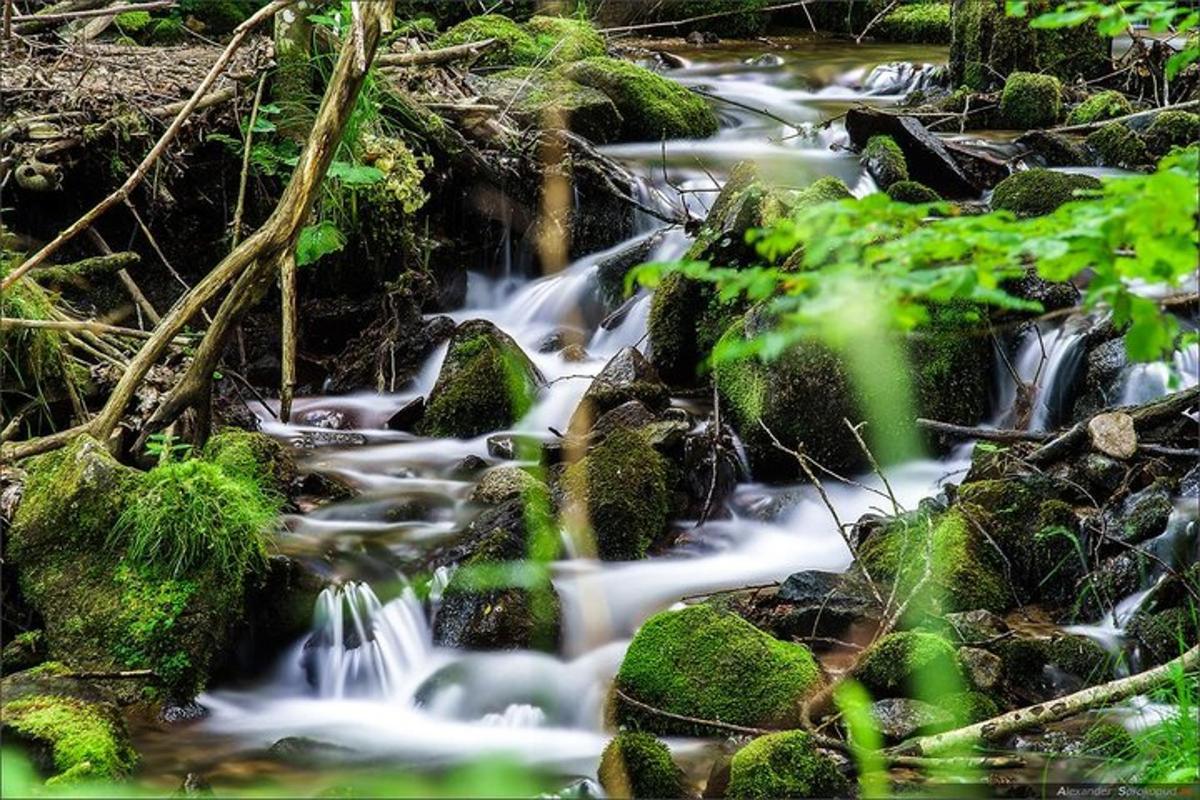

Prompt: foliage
[
  {"left": 634, "top": 149, "right": 1198, "bottom": 379},
  {"left": 1007, "top": 0, "right": 1200, "bottom": 79},
  {"left": 111, "top": 459, "right": 279, "bottom": 580}
]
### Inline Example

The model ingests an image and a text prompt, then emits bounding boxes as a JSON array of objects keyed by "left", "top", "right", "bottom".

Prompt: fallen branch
[
  {"left": 890, "top": 643, "right": 1200, "bottom": 757},
  {"left": 917, "top": 418, "right": 1052, "bottom": 443},
  {"left": 613, "top": 687, "right": 775, "bottom": 736},
  {"left": 599, "top": 0, "right": 815, "bottom": 34},
  {"left": 86, "top": 229, "right": 160, "bottom": 325},
  {"left": 29, "top": 252, "right": 140, "bottom": 285},
  {"left": 0, "top": 0, "right": 295, "bottom": 293},
  {"left": 0, "top": 317, "right": 194, "bottom": 343},
  {"left": 12, "top": 0, "right": 173, "bottom": 24},
  {"left": 1049, "top": 99, "right": 1200, "bottom": 134},
  {"left": 376, "top": 37, "right": 497, "bottom": 68}
]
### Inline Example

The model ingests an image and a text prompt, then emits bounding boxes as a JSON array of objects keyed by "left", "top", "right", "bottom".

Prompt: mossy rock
[
  {"left": 854, "top": 631, "right": 962, "bottom": 699},
  {"left": 792, "top": 175, "right": 853, "bottom": 209},
  {"left": 612, "top": 604, "right": 824, "bottom": 735},
  {"left": 648, "top": 271, "right": 709, "bottom": 385},
  {"left": 726, "top": 731, "right": 848, "bottom": 800},
  {"left": 10, "top": 437, "right": 272, "bottom": 700},
  {"left": 999, "top": 72, "right": 1062, "bottom": 129},
  {"left": 991, "top": 168, "right": 1101, "bottom": 217},
  {"left": 433, "top": 14, "right": 542, "bottom": 68},
  {"left": 887, "top": 180, "right": 942, "bottom": 204},
  {"left": 1086, "top": 122, "right": 1151, "bottom": 169},
  {"left": 563, "top": 428, "right": 670, "bottom": 561},
  {"left": 1, "top": 669, "right": 137, "bottom": 785},
  {"left": 420, "top": 319, "right": 543, "bottom": 439},
  {"left": 558, "top": 57, "right": 718, "bottom": 142},
  {"left": 1126, "top": 606, "right": 1198, "bottom": 667},
  {"left": 178, "top": 0, "right": 257, "bottom": 33},
  {"left": 993, "top": 634, "right": 1116, "bottom": 690},
  {"left": 862, "top": 134, "right": 909, "bottom": 189},
  {"left": 1144, "top": 110, "right": 1200, "bottom": 157},
  {"left": 2, "top": 631, "right": 47, "bottom": 674},
  {"left": 950, "top": 0, "right": 1110, "bottom": 91},
  {"left": 473, "top": 68, "right": 622, "bottom": 143},
  {"left": 202, "top": 428, "right": 295, "bottom": 496},
  {"left": 598, "top": 732, "right": 686, "bottom": 799},
  {"left": 908, "top": 302, "right": 993, "bottom": 439},
  {"left": 1066, "top": 90, "right": 1132, "bottom": 126},
  {"left": 875, "top": 3, "right": 952, "bottom": 44},
  {"left": 859, "top": 507, "right": 1011, "bottom": 614},
  {"left": 524, "top": 15, "right": 605, "bottom": 64},
  {"left": 939, "top": 690, "right": 999, "bottom": 725},
  {"left": 715, "top": 318, "right": 864, "bottom": 480}
]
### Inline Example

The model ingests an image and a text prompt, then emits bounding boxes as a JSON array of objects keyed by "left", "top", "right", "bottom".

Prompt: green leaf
[
  {"left": 296, "top": 220, "right": 346, "bottom": 267},
  {"left": 327, "top": 161, "right": 385, "bottom": 186}
]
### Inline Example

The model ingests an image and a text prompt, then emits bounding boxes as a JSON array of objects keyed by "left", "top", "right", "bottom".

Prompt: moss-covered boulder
[
  {"left": 875, "top": 3, "right": 952, "bottom": 44},
  {"left": 473, "top": 68, "right": 622, "bottom": 143},
  {"left": 862, "top": 134, "right": 909, "bottom": 189},
  {"left": 1081, "top": 722, "right": 1134, "bottom": 758},
  {"left": 727, "top": 731, "right": 848, "bottom": 800},
  {"left": 1126, "top": 606, "right": 1198, "bottom": 667},
  {"left": 598, "top": 732, "right": 686, "bottom": 799},
  {"left": 420, "top": 319, "right": 543, "bottom": 439},
  {"left": 558, "top": 57, "right": 718, "bottom": 142},
  {"left": 433, "top": 14, "right": 541, "bottom": 68},
  {"left": 854, "top": 631, "right": 962, "bottom": 699},
  {"left": 202, "top": 427, "right": 296, "bottom": 496},
  {"left": 178, "top": 0, "right": 256, "bottom": 34},
  {"left": 999, "top": 72, "right": 1062, "bottom": 129},
  {"left": 993, "top": 633, "right": 1116, "bottom": 693},
  {"left": 991, "top": 168, "right": 1101, "bottom": 216},
  {"left": 1144, "top": 110, "right": 1200, "bottom": 157},
  {"left": 524, "top": 15, "right": 605, "bottom": 64},
  {"left": 1066, "top": 90, "right": 1133, "bottom": 126},
  {"left": 1, "top": 668, "right": 137, "bottom": 786},
  {"left": 432, "top": 496, "right": 561, "bottom": 652},
  {"left": 908, "top": 302, "right": 994, "bottom": 439},
  {"left": 563, "top": 428, "right": 670, "bottom": 560},
  {"left": 950, "top": 0, "right": 1110, "bottom": 91},
  {"left": 612, "top": 604, "right": 824, "bottom": 735},
  {"left": 859, "top": 507, "right": 1010, "bottom": 614},
  {"left": 1086, "top": 122, "right": 1151, "bottom": 169},
  {"left": 9, "top": 437, "right": 278, "bottom": 700},
  {"left": 886, "top": 180, "right": 942, "bottom": 204}
]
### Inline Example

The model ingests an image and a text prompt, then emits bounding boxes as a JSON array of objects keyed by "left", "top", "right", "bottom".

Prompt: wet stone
[
  {"left": 1088, "top": 412, "right": 1137, "bottom": 460},
  {"left": 958, "top": 646, "right": 1003, "bottom": 691},
  {"left": 870, "top": 698, "right": 954, "bottom": 743}
]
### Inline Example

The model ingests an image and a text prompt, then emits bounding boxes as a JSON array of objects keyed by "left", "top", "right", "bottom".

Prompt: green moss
[
  {"left": 433, "top": 15, "right": 539, "bottom": 68},
  {"left": 477, "top": 68, "right": 621, "bottom": 143},
  {"left": 1066, "top": 90, "right": 1132, "bottom": 126},
  {"left": 10, "top": 438, "right": 268, "bottom": 700},
  {"left": 1086, "top": 122, "right": 1151, "bottom": 169},
  {"left": 647, "top": 271, "right": 707, "bottom": 385},
  {"left": 862, "top": 135, "right": 909, "bottom": 189},
  {"left": 887, "top": 180, "right": 942, "bottom": 204},
  {"left": 524, "top": 16, "right": 605, "bottom": 64},
  {"left": 1127, "top": 607, "right": 1198, "bottom": 667},
  {"left": 854, "top": 631, "right": 961, "bottom": 699},
  {"left": 558, "top": 57, "right": 718, "bottom": 141},
  {"left": 792, "top": 175, "right": 853, "bottom": 208},
  {"left": 1046, "top": 635, "right": 1115, "bottom": 684},
  {"left": 644, "top": 0, "right": 772, "bottom": 38},
  {"left": 113, "top": 9, "right": 151, "bottom": 33},
  {"left": 876, "top": 3, "right": 951, "bottom": 44},
  {"left": 2, "top": 695, "right": 136, "bottom": 783},
  {"left": 859, "top": 508, "right": 1010, "bottom": 614},
  {"left": 564, "top": 428, "right": 669, "bottom": 561},
  {"left": 420, "top": 320, "right": 542, "bottom": 438},
  {"left": 178, "top": 0, "right": 255, "bottom": 33},
  {"left": 1082, "top": 722, "right": 1134, "bottom": 757},
  {"left": 202, "top": 428, "right": 294, "bottom": 494},
  {"left": 613, "top": 604, "right": 823, "bottom": 735},
  {"left": 1000, "top": 72, "right": 1062, "bottom": 129},
  {"left": 727, "top": 731, "right": 848, "bottom": 800},
  {"left": 598, "top": 732, "right": 685, "bottom": 799},
  {"left": 950, "top": 0, "right": 1110, "bottom": 91},
  {"left": 1144, "top": 110, "right": 1200, "bottom": 157},
  {"left": 991, "top": 168, "right": 1101, "bottom": 216},
  {"left": 909, "top": 301, "right": 992, "bottom": 430}
]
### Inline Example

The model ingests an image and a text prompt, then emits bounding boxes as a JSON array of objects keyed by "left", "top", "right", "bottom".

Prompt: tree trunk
[{"left": 274, "top": 0, "right": 317, "bottom": 141}]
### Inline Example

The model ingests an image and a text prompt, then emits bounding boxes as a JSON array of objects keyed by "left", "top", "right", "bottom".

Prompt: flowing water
[{"left": 138, "top": 38, "right": 1195, "bottom": 789}]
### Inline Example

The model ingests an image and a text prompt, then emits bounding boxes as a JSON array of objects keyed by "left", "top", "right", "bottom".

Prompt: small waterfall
[
  {"left": 1002, "top": 322, "right": 1089, "bottom": 430},
  {"left": 1119, "top": 343, "right": 1200, "bottom": 405},
  {"left": 302, "top": 583, "right": 431, "bottom": 699},
  {"left": 861, "top": 62, "right": 944, "bottom": 96},
  {"left": 479, "top": 704, "right": 547, "bottom": 728}
]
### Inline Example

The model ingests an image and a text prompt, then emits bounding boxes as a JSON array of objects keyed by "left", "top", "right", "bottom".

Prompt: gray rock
[
  {"left": 471, "top": 467, "right": 545, "bottom": 505},
  {"left": 870, "top": 698, "right": 954, "bottom": 743},
  {"left": 943, "top": 609, "right": 1009, "bottom": 644},
  {"left": 958, "top": 646, "right": 1003, "bottom": 690},
  {"left": 1104, "top": 482, "right": 1173, "bottom": 546},
  {"left": 1089, "top": 412, "right": 1137, "bottom": 460},
  {"left": 568, "top": 347, "right": 669, "bottom": 435}
]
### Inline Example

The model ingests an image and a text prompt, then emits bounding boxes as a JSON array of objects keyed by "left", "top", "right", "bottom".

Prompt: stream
[{"left": 134, "top": 37, "right": 1197, "bottom": 790}]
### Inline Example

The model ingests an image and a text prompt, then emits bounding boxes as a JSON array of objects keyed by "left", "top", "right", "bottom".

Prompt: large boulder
[
  {"left": 1, "top": 665, "right": 137, "bottom": 785},
  {"left": 853, "top": 631, "right": 962, "bottom": 699},
  {"left": 949, "top": 0, "right": 1110, "bottom": 91},
  {"left": 726, "top": 731, "right": 848, "bottom": 800},
  {"left": 432, "top": 14, "right": 603, "bottom": 69},
  {"left": 728, "top": 570, "right": 883, "bottom": 643},
  {"left": 861, "top": 134, "right": 909, "bottom": 189},
  {"left": 999, "top": 72, "right": 1063, "bottom": 129},
  {"left": 845, "top": 108, "right": 986, "bottom": 198},
  {"left": 567, "top": 347, "right": 669, "bottom": 436},
  {"left": 419, "top": 320, "right": 543, "bottom": 439},
  {"left": 562, "top": 428, "right": 670, "bottom": 560},
  {"left": 558, "top": 57, "right": 718, "bottom": 142},
  {"left": 611, "top": 604, "right": 824, "bottom": 735},
  {"left": 991, "top": 169, "right": 1101, "bottom": 217},
  {"left": 8, "top": 437, "right": 274, "bottom": 701}
]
